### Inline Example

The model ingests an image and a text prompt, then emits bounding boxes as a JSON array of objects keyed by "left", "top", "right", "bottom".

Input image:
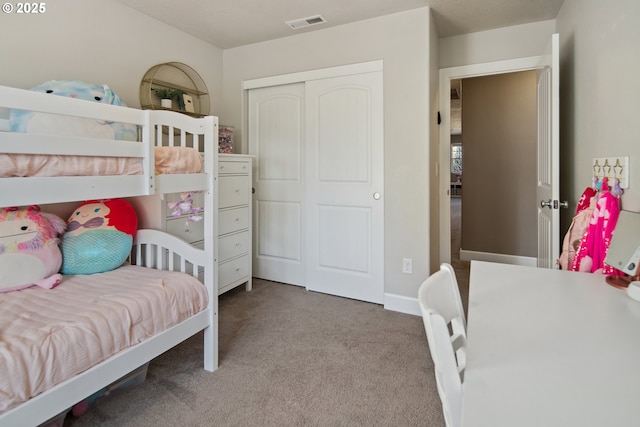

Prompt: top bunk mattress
[
  {"left": 0, "top": 146, "right": 203, "bottom": 177},
  {"left": 0, "top": 264, "right": 208, "bottom": 414}
]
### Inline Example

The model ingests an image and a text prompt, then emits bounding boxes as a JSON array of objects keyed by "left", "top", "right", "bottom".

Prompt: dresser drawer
[
  {"left": 219, "top": 207, "right": 249, "bottom": 235},
  {"left": 219, "top": 161, "right": 250, "bottom": 175},
  {"left": 219, "top": 255, "right": 250, "bottom": 289},
  {"left": 219, "top": 230, "right": 250, "bottom": 263},
  {"left": 165, "top": 216, "right": 205, "bottom": 244},
  {"left": 219, "top": 175, "right": 250, "bottom": 208}
]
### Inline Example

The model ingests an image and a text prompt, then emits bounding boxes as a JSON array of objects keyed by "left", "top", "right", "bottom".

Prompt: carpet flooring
[
  {"left": 62, "top": 201, "right": 469, "bottom": 427},
  {"left": 64, "top": 281, "right": 446, "bottom": 427}
]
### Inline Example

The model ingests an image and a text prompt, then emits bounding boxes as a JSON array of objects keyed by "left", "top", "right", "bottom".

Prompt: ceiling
[{"left": 113, "top": 0, "right": 564, "bottom": 49}]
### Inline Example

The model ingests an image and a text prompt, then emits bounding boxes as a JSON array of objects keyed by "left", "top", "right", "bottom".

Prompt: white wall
[
  {"left": 556, "top": 0, "right": 640, "bottom": 220},
  {"left": 439, "top": 20, "right": 557, "bottom": 68},
  {"left": 440, "top": 4, "right": 640, "bottom": 236},
  {"left": 221, "top": 8, "right": 433, "bottom": 301},
  {"left": 0, "top": 0, "right": 222, "bottom": 114},
  {"left": 0, "top": 0, "right": 222, "bottom": 223}
]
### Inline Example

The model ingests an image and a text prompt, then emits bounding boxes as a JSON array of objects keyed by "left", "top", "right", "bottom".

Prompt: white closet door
[
  {"left": 248, "top": 83, "right": 306, "bottom": 286},
  {"left": 305, "top": 71, "right": 384, "bottom": 303}
]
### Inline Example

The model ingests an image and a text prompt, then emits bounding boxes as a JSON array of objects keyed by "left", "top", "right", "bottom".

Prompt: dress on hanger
[{"left": 571, "top": 178, "right": 623, "bottom": 275}]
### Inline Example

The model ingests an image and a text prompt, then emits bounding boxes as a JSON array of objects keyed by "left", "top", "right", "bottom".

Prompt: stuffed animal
[
  {"left": 9, "top": 80, "right": 138, "bottom": 141},
  {"left": 0, "top": 205, "right": 66, "bottom": 293},
  {"left": 61, "top": 199, "right": 138, "bottom": 275}
]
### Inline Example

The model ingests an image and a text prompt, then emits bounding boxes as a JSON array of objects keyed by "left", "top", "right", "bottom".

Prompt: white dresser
[
  {"left": 152, "top": 154, "right": 252, "bottom": 294},
  {"left": 218, "top": 154, "right": 253, "bottom": 295}
]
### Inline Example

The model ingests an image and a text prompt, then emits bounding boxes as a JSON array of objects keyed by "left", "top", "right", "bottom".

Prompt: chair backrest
[
  {"left": 418, "top": 263, "right": 466, "bottom": 427},
  {"left": 425, "top": 263, "right": 466, "bottom": 331},
  {"left": 426, "top": 312, "right": 463, "bottom": 427}
]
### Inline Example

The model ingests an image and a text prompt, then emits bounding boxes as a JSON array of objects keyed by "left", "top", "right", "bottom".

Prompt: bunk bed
[{"left": 0, "top": 84, "right": 219, "bottom": 426}]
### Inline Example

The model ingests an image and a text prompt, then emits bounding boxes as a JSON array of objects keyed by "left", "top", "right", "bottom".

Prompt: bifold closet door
[{"left": 248, "top": 83, "right": 306, "bottom": 286}]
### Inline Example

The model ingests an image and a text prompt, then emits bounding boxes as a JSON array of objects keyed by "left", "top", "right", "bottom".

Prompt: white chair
[{"left": 418, "top": 263, "right": 466, "bottom": 427}]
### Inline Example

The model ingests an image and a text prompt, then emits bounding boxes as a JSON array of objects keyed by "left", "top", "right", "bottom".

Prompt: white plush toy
[{"left": 0, "top": 206, "right": 67, "bottom": 293}]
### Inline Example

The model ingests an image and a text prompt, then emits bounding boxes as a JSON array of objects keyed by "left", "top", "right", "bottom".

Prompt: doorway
[{"left": 439, "top": 57, "right": 542, "bottom": 266}]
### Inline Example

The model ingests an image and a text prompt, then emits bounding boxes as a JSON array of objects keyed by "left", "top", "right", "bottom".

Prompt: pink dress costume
[{"left": 571, "top": 178, "right": 623, "bottom": 275}]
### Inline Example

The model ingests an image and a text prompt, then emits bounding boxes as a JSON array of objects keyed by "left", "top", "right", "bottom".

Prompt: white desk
[{"left": 463, "top": 261, "right": 640, "bottom": 427}]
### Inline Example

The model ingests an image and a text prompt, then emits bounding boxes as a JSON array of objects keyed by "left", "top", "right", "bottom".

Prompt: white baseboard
[
  {"left": 384, "top": 293, "right": 420, "bottom": 316},
  {"left": 459, "top": 249, "right": 536, "bottom": 267}
]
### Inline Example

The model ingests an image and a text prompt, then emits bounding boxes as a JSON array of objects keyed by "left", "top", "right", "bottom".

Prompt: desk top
[{"left": 463, "top": 261, "right": 640, "bottom": 427}]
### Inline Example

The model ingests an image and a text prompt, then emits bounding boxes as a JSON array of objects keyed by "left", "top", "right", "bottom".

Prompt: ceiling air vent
[{"left": 286, "top": 15, "right": 327, "bottom": 30}]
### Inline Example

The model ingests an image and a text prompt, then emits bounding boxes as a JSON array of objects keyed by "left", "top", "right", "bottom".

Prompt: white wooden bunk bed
[{"left": 0, "top": 84, "right": 219, "bottom": 426}]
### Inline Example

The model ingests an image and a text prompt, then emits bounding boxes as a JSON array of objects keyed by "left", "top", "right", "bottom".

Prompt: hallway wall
[{"left": 462, "top": 71, "right": 538, "bottom": 258}]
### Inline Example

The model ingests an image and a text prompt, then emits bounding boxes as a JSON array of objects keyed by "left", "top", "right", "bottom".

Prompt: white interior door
[
  {"left": 536, "top": 33, "right": 560, "bottom": 268},
  {"left": 305, "top": 71, "right": 384, "bottom": 303},
  {"left": 248, "top": 83, "right": 306, "bottom": 286}
]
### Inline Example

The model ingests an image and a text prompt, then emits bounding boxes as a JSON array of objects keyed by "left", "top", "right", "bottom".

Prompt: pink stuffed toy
[{"left": 0, "top": 205, "right": 66, "bottom": 292}]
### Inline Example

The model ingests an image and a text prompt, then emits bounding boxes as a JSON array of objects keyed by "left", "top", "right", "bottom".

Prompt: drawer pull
[
  {"left": 235, "top": 217, "right": 240, "bottom": 221},
  {"left": 235, "top": 268, "right": 241, "bottom": 272}
]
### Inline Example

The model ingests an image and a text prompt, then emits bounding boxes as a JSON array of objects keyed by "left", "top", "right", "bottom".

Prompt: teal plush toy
[
  {"left": 61, "top": 199, "right": 138, "bottom": 275},
  {"left": 10, "top": 80, "right": 138, "bottom": 141}
]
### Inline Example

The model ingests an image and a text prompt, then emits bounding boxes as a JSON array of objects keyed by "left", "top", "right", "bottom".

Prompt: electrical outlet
[{"left": 402, "top": 258, "right": 413, "bottom": 274}]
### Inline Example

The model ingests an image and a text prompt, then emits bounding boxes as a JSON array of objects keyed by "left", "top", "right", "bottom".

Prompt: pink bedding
[
  {"left": 0, "top": 265, "right": 208, "bottom": 414},
  {"left": 0, "top": 146, "right": 202, "bottom": 177}
]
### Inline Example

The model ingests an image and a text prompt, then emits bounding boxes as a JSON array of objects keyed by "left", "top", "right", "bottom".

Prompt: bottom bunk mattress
[
  {"left": 0, "top": 146, "right": 202, "bottom": 177},
  {"left": 0, "top": 264, "right": 208, "bottom": 414}
]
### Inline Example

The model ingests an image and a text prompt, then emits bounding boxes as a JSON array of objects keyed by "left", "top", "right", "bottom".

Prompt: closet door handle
[{"left": 373, "top": 192, "right": 381, "bottom": 200}]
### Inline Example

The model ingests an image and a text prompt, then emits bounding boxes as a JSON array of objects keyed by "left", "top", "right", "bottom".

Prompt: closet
[{"left": 246, "top": 62, "right": 384, "bottom": 304}]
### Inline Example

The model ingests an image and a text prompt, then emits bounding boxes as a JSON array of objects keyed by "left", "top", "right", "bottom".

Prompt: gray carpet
[{"left": 64, "top": 279, "right": 447, "bottom": 427}]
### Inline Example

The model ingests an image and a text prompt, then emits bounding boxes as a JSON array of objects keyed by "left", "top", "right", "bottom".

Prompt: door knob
[
  {"left": 373, "top": 192, "right": 381, "bottom": 200},
  {"left": 540, "top": 199, "right": 569, "bottom": 209},
  {"left": 540, "top": 200, "right": 553, "bottom": 209}
]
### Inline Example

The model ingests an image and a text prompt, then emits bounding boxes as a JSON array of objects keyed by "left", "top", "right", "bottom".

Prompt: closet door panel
[
  {"left": 257, "top": 200, "right": 301, "bottom": 261},
  {"left": 317, "top": 87, "right": 370, "bottom": 183},
  {"left": 305, "top": 71, "right": 384, "bottom": 304},
  {"left": 249, "top": 83, "right": 306, "bottom": 286}
]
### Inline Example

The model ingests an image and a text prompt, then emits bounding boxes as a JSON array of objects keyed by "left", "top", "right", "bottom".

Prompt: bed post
[
  {"left": 203, "top": 115, "right": 219, "bottom": 371},
  {"left": 141, "top": 109, "right": 155, "bottom": 195}
]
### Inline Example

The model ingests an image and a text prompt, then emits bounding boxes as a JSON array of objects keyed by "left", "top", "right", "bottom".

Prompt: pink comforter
[{"left": 0, "top": 265, "right": 208, "bottom": 413}]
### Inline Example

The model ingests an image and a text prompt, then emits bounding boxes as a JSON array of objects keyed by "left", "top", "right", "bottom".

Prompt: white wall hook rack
[{"left": 592, "top": 156, "right": 629, "bottom": 189}]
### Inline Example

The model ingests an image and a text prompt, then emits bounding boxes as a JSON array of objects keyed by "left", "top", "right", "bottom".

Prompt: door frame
[
  {"left": 243, "top": 60, "right": 383, "bottom": 91},
  {"left": 438, "top": 56, "right": 542, "bottom": 264}
]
